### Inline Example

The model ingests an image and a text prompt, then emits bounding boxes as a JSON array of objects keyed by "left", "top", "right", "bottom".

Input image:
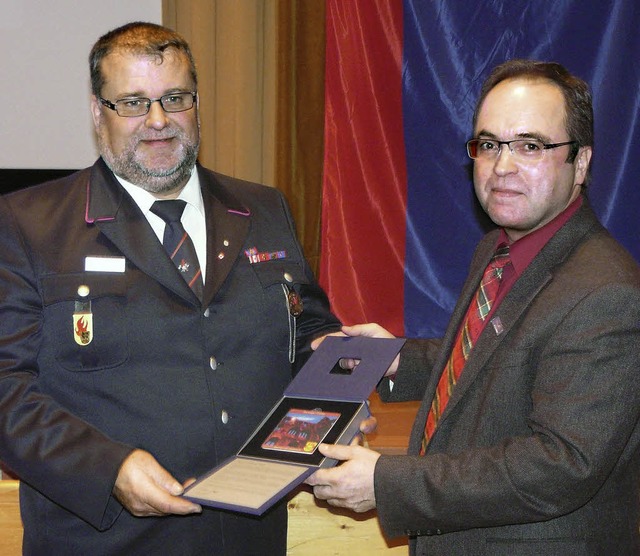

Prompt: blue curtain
[{"left": 403, "top": 0, "right": 640, "bottom": 337}]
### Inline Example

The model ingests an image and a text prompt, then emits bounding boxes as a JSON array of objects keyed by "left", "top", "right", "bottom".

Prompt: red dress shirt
[{"left": 489, "top": 196, "right": 583, "bottom": 319}]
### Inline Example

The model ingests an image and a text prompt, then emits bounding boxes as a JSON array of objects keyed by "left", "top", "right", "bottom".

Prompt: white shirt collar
[
  {"left": 116, "top": 166, "right": 204, "bottom": 218},
  {"left": 114, "top": 166, "right": 208, "bottom": 283}
]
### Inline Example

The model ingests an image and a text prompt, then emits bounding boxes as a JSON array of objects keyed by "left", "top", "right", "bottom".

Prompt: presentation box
[{"left": 184, "top": 335, "right": 405, "bottom": 515}]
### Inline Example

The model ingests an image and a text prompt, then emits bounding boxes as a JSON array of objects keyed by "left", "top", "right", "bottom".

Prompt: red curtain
[{"left": 320, "top": 0, "right": 407, "bottom": 336}]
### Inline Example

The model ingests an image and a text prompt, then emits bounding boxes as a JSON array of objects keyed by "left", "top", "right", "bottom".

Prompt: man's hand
[
  {"left": 113, "top": 449, "right": 202, "bottom": 517},
  {"left": 305, "top": 443, "right": 381, "bottom": 513},
  {"left": 340, "top": 323, "right": 395, "bottom": 339},
  {"left": 358, "top": 415, "right": 378, "bottom": 437},
  {"left": 311, "top": 323, "right": 400, "bottom": 377},
  {"left": 342, "top": 323, "right": 399, "bottom": 376},
  {"left": 310, "top": 330, "right": 347, "bottom": 351}
]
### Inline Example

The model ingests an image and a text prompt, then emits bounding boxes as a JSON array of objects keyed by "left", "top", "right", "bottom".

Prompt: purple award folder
[{"left": 183, "top": 335, "right": 405, "bottom": 515}]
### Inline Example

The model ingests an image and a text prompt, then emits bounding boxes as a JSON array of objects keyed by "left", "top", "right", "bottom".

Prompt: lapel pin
[{"left": 491, "top": 317, "right": 504, "bottom": 335}]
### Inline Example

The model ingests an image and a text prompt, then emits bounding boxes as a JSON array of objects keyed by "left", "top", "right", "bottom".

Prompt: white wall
[{"left": 0, "top": 0, "right": 162, "bottom": 169}]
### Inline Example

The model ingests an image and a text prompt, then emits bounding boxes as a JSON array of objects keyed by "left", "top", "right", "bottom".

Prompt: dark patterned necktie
[
  {"left": 150, "top": 200, "right": 203, "bottom": 299},
  {"left": 420, "top": 244, "right": 510, "bottom": 454}
]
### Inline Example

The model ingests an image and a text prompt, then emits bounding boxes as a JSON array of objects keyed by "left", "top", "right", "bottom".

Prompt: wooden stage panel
[{"left": 0, "top": 481, "right": 22, "bottom": 555}]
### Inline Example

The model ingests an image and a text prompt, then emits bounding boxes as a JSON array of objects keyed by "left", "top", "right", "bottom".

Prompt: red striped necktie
[
  {"left": 151, "top": 200, "right": 203, "bottom": 300},
  {"left": 420, "top": 244, "right": 510, "bottom": 454}
]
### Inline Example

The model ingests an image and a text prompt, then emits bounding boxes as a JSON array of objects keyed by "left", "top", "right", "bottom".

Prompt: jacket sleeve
[
  {"left": 377, "top": 338, "right": 443, "bottom": 403},
  {"left": 374, "top": 280, "right": 640, "bottom": 538}
]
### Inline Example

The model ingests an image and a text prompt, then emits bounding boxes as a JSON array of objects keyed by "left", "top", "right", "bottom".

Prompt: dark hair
[
  {"left": 89, "top": 22, "right": 197, "bottom": 96},
  {"left": 473, "top": 59, "right": 593, "bottom": 168}
]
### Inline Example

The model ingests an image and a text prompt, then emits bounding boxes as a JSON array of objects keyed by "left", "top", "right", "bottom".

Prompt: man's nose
[
  {"left": 493, "top": 145, "right": 518, "bottom": 175},
  {"left": 145, "top": 100, "right": 169, "bottom": 130}
]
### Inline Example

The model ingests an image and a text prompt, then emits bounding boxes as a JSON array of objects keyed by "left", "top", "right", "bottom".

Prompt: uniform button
[
  {"left": 217, "top": 252, "right": 225, "bottom": 260},
  {"left": 221, "top": 410, "right": 229, "bottom": 424},
  {"left": 283, "top": 272, "right": 293, "bottom": 283},
  {"left": 204, "top": 308, "right": 210, "bottom": 317},
  {"left": 209, "top": 356, "right": 218, "bottom": 370},
  {"left": 77, "top": 285, "right": 90, "bottom": 297}
]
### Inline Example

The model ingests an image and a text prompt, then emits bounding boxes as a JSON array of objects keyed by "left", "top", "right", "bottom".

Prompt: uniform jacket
[
  {"left": 0, "top": 158, "right": 340, "bottom": 555},
  {"left": 375, "top": 201, "right": 640, "bottom": 555}
]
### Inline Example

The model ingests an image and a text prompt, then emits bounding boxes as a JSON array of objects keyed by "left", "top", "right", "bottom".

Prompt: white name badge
[{"left": 84, "top": 256, "right": 126, "bottom": 273}]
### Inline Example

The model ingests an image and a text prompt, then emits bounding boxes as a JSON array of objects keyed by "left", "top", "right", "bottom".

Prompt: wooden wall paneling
[
  {"left": 165, "top": 0, "right": 276, "bottom": 186},
  {"left": 275, "top": 1, "right": 327, "bottom": 274}
]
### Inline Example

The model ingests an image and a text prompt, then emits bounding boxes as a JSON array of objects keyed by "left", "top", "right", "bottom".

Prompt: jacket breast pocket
[
  {"left": 41, "top": 273, "right": 129, "bottom": 372},
  {"left": 249, "top": 261, "right": 310, "bottom": 355}
]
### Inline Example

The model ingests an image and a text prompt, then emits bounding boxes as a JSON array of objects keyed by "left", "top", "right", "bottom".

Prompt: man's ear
[
  {"left": 90, "top": 95, "right": 102, "bottom": 129},
  {"left": 574, "top": 145, "right": 592, "bottom": 186}
]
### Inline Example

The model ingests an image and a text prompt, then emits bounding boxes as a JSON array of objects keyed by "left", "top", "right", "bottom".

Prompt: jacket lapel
[
  {"left": 85, "top": 159, "right": 200, "bottom": 304},
  {"left": 425, "top": 202, "right": 599, "bottom": 442},
  {"left": 198, "top": 167, "right": 251, "bottom": 306}
]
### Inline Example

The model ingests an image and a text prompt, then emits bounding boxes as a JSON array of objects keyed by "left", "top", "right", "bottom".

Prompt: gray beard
[{"left": 98, "top": 133, "right": 199, "bottom": 195}]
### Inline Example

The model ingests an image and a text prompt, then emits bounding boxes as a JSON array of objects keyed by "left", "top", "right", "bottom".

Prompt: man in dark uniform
[{"left": 0, "top": 22, "right": 340, "bottom": 555}]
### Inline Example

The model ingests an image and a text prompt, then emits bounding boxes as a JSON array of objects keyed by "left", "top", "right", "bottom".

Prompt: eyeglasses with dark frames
[
  {"left": 466, "top": 138, "right": 578, "bottom": 161},
  {"left": 99, "top": 91, "right": 197, "bottom": 117}
]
